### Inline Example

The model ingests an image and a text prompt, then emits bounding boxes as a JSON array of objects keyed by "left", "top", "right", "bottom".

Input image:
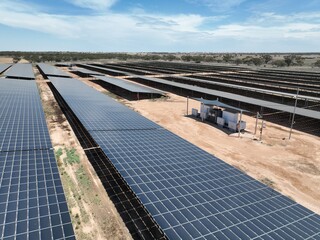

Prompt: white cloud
[
  {"left": 0, "top": 0, "right": 209, "bottom": 40},
  {"left": 0, "top": 8, "right": 77, "bottom": 38},
  {"left": 211, "top": 23, "right": 320, "bottom": 40},
  {"left": 66, "top": 0, "right": 117, "bottom": 10}
]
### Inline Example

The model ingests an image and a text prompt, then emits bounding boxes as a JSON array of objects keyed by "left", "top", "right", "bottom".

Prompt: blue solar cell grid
[
  {"left": 0, "top": 150, "right": 74, "bottom": 240},
  {"left": 0, "top": 80, "right": 52, "bottom": 152}
]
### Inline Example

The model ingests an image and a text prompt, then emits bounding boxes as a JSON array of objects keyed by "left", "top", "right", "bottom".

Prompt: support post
[
  {"left": 201, "top": 103, "right": 204, "bottom": 122},
  {"left": 238, "top": 110, "right": 243, "bottom": 138},
  {"left": 289, "top": 88, "right": 299, "bottom": 140},
  {"left": 186, "top": 96, "right": 189, "bottom": 116},
  {"left": 254, "top": 112, "right": 259, "bottom": 135},
  {"left": 260, "top": 120, "right": 264, "bottom": 141}
]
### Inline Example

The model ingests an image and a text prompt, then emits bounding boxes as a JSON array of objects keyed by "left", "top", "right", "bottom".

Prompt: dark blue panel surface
[
  {"left": 0, "top": 80, "right": 52, "bottom": 151},
  {"left": 0, "top": 150, "right": 75, "bottom": 240},
  {"left": 37, "top": 63, "right": 70, "bottom": 78},
  {"left": 3, "top": 64, "right": 34, "bottom": 79}
]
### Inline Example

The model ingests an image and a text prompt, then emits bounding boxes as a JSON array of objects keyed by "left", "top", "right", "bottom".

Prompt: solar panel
[
  {"left": 91, "top": 129, "right": 320, "bottom": 239},
  {"left": 0, "top": 64, "right": 12, "bottom": 74},
  {"left": 49, "top": 75, "right": 320, "bottom": 240},
  {"left": 0, "top": 80, "right": 52, "bottom": 152},
  {"left": 72, "top": 68, "right": 104, "bottom": 76},
  {"left": 37, "top": 63, "right": 70, "bottom": 78},
  {"left": 0, "top": 150, "right": 75, "bottom": 240},
  {"left": 3, "top": 64, "right": 34, "bottom": 80},
  {"left": 77, "top": 64, "right": 132, "bottom": 76},
  {"left": 94, "top": 76, "right": 164, "bottom": 94}
]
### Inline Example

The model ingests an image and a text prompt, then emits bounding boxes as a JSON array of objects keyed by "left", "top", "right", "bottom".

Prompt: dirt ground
[
  {"left": 0, "top": 57, "right": 13, "bottom": 63},
  {"left": 0, "top": 57, "right": 29, "bottom": 63},
  {"left": 35, "top": 68, "right": 132, "bottom": 240},
  {"left": 64, "top": 68, "right": 320, "bottom": 216}
]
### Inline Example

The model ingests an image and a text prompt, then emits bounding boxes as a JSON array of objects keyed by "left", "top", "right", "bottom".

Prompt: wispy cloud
[
  {"left": 65, "top": 0, "right": 117, "bottom": 10},
  {"left": 211, "top": 23, "right": 320, "bottom": 39},
  {"left": 254, "top": 12, "right": 320, "bottom": 24},
  {"left": 188, "top": 0, "right": 248, "bottom": 11},
  {"left": 0, "top": 0, "right": 210, "bottom": 39},
  {"left": 0, "top": 1, "right": 76, "bottom": 37}
]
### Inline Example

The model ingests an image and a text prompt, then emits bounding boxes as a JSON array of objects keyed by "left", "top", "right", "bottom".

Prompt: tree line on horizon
[{"left": 1, "top": 51, "right": 320, "bottom": 68}]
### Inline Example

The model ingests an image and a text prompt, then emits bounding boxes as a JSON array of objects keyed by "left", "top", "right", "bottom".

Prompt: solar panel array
[
  {"left": 37, "top": 63, "right": 71, "bottom": 78},
  {"left": 49, "top": 77, "right": 160, "bottom": 131},
  {"left": 130, "top": 76, "right": 320, "bottom": 120},
  {"left": 50, "top": 77, "right": 320, "bottom": 240},
  {"left": 0, "top": 78, "right": 75, "bottom": 240},
  {"left": 3, "top": 64, "right": 35, "bottom": 80},
  {"left": 166, "top": 75, "right": 320, "bottom": 102}
]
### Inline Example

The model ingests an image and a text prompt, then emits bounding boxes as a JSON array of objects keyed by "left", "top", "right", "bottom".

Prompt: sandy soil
[
  {"left": 18, "top": 59, "right": 29, "bottom": 63},
  {"left": 0, "top": 57, "right": 29, "bottom": 64},
  {"left": 65, "top": 69, "right": 320, "bottom": 216},
  {"left": 0, "top": 57, "right": 13, "bottom": 63},
  {"left": 35, "top": 68, "right": 132, "bottom": 240}
]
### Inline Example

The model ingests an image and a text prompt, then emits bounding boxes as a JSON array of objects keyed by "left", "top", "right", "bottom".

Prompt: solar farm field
[{"left": 1, "top": 61, "right": 320, "bottom": 240}]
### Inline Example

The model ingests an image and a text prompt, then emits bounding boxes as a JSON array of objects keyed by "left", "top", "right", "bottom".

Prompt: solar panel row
[
  {"left": 72, "top": 68, "right": 104, "bottom": 77},
  {"left": 37, "top": 63, "right": 70, "bottom": 79},
  {"left": 0, "top": 80, "right": 52, "bottom": 152},
  {"left": 48, "top": 77, "right": 166, "bottom": 239},
  {"left": 0, "top": 78, "right": 75, "bottom": 240},
  {"left": 49, "top": 77, "right": 160, "bottom": 131},
  {"left": 93, "top": 75, "right": 164, "bottom": 94},
  {"left": 77, "top": 63, "right": 132, "bottom": 76},
  {"left": 50, "top": 77, "right": 320, "bottom": 240},
  {"left": 3, "top": 64, "right": 35, "bottom": 80}
]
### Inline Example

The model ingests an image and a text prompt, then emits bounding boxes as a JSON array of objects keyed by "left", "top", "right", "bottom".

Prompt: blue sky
[{"left": 0, "top": 0, "right": 320, "bottom": 52}]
